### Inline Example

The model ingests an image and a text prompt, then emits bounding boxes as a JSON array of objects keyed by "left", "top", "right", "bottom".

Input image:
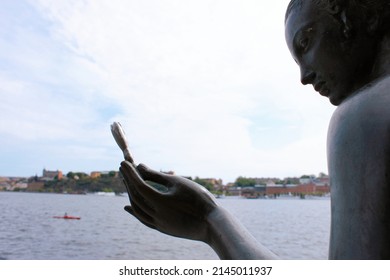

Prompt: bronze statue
[{"left": 112, "top": 0, "right": 390, "bottom": 259}]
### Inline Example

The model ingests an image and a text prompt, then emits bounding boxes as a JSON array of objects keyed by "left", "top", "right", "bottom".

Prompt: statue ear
[
  {"left": 340, "top": 9, "right": 352, "bottom": 39},
  {"left": 324, "top": 0, "right": 352, "bottom": 39}
]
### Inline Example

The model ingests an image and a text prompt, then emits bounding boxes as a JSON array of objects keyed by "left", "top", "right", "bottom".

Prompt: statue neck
[{"left": 370, "top": 34, "right": 390, "bottom": 81}]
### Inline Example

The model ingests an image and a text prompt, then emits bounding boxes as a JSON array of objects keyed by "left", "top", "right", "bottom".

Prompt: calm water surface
[{"left": 0, "top": 192, "right": 330, "bottom": 260}]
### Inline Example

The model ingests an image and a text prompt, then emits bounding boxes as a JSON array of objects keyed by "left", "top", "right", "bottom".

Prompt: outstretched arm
[
  {"left": 120, "top": 161, "right": 278, "bottom": 259},
  {"left": 206, "top": 204, "right": 278, "bottom": 259},
  {"left": 111, "top": 122, "right": 277, "bottom": 259}
]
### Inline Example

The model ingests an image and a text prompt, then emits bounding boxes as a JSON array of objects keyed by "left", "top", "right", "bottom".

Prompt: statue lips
[{"left": 314, "top": 81, "right": 329, "bottom": 97}]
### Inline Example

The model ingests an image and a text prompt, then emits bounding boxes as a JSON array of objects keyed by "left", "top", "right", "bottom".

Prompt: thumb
[{"left": 137, "top": 164, "right": 171, "bottom": 185}]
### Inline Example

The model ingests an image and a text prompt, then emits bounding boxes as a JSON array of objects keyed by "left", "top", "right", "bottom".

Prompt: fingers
[
  {"left": 120, "top": 161, "right": 158, "bottom": 217},
  {"left": 121, "top": 174, "right": 156, "bottom": 216},
  {"left": 124, "top": 205, "right": 156, "bottom": 230},
  {"left": 124, "top": 205, "right": 134, "bottom": 215},
  {"left": 122, "top": 178, "right": 156, "bottom": 216}
]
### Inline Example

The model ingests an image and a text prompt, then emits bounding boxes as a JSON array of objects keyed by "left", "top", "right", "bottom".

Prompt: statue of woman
[{"left": 118, "top": 0, "right": 390, "bottom": 259}]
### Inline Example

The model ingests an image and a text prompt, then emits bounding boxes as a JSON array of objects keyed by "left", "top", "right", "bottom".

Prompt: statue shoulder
[
  {"left": 328, "top": 76, "right": 390, "bottom": 169},
  {"left": 331, "top": 77, "right": 390, "bottom": 129}
]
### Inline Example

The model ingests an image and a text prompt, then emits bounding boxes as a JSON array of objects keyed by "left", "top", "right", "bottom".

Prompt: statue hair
[{"left": 285, "top": 0, "right": 390, "bottom": 34}]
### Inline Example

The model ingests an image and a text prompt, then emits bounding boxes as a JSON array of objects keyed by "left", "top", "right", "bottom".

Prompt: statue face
[{"left": 285, "top": 2, "right": 374, "bottom": 105}]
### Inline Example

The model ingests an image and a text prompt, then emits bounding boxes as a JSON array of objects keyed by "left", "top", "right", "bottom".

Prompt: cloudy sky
[{"left": 1, "top": 0, "right": 335, "bottom": 183}]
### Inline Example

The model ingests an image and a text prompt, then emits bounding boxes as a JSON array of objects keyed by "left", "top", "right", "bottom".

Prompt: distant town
[{"left": 0, "top": 169, "right": 330, "bottom": 199}]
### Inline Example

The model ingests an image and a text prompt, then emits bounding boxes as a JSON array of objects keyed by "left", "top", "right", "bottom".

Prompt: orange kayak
[{"left": 53, "top": 215, "right": 81, "bottom": 220}]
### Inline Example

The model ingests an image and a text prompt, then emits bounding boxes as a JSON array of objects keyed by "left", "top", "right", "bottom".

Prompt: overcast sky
[{"left": 0, "top": 0, "right": 335, "bottom": 183}]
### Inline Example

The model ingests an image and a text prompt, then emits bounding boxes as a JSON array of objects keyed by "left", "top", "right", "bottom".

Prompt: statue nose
[{"left": 301, "top": 69, "right": 316, "bottom": 85}]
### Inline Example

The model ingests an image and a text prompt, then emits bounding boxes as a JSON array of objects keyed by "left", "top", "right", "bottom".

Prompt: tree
[
  {"left": 234, "top": 176, "right": 256, "bottom": 187},
  {"left": 193, "top": 177, "right": 214, "bottom": 191}
]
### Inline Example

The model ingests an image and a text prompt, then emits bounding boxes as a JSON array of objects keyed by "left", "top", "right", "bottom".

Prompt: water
[{"left": 0, "top": 192, "right": 330, "bottom": 260}]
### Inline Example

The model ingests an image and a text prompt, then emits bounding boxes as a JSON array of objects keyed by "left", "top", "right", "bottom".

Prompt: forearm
[{"left": 205, "top": 206, "right": 278, "bottom": 260}]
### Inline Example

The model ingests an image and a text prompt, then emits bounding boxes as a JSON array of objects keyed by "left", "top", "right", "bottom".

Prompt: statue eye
[
  {"left": 293, "top": 27, "right": 313, "bottom": 56},
  {"left": 299, "top": 38, "right": 309, "bottom": 51}
]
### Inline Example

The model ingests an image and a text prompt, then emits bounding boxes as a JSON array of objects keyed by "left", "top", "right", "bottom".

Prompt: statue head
[{"left": 285, "top": 0, "right": 390, "bottom": 105}]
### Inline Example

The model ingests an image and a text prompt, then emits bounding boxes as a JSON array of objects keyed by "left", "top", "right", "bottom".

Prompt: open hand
[{"left": 120, "top": 161, "right": 219, "bottom": 242}]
